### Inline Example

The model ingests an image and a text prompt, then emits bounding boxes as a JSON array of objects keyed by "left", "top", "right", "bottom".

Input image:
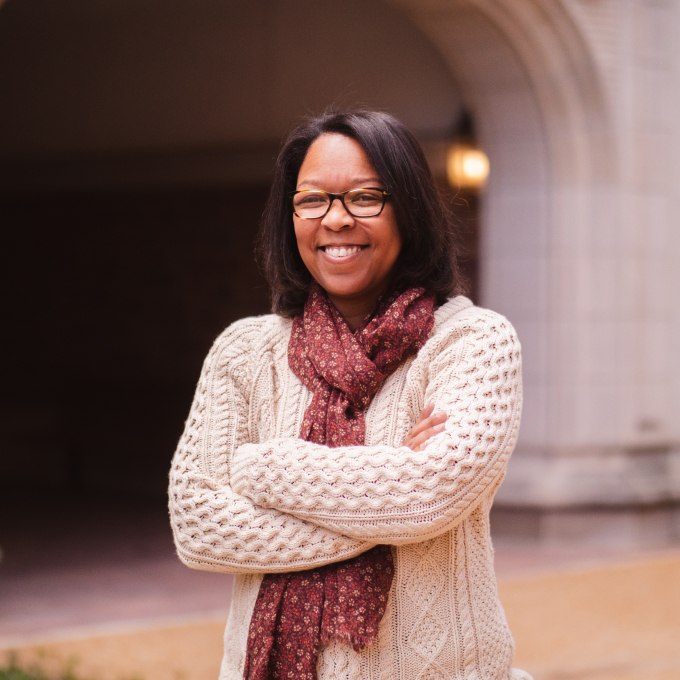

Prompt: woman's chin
[
  {"left": 314, "top": 273, "right": 365, "bottom": 297},
  {"left": 318, "top": 279, "right": 384, "bottom": 310}
]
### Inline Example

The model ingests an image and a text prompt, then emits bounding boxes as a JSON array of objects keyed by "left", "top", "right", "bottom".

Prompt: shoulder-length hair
[{"left": 256, "top": 109, "right": 467, "bottom": 317}]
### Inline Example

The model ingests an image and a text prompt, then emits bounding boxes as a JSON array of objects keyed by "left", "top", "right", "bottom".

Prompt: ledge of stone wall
[
  {"left": 496, "top": 444, "right": 680, "bottom": 508},
  {"left": 490, "top": 504, "right": 680, "bottom": 548}
]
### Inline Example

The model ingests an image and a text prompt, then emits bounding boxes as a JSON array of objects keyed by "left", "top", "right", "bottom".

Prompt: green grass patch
[{"left": 0, "top": 653, "right": 91, "bottom": 680}]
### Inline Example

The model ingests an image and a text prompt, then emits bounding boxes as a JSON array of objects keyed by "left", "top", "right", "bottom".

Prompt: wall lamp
[{"left": 446, "top": 143, "right": 489, "bottom": 190}]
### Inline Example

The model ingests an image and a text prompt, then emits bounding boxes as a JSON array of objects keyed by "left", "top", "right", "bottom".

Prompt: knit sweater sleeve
[
  {"left": 168, "top": 317, "right": 371, "bottom": 573},
  {"left": 230, "top": 309, "right": 522, "bottom": 545}
]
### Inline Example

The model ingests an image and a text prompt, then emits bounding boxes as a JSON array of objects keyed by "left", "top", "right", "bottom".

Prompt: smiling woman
[
  {"left": 169, "top": 110, "right": 529, "bottom": 680},
  {"left": 257, "top": 110, "right": 463, "bottom": 323}
]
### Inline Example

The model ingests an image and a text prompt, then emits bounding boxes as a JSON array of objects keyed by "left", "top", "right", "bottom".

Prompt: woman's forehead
[{"left": 297, "top": 134, "right": 383, "bottom": 189}]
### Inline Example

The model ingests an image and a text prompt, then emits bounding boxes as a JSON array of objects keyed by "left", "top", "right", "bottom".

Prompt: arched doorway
[{"left": 1, "top": 0, "right": 675, "bottom": 548}]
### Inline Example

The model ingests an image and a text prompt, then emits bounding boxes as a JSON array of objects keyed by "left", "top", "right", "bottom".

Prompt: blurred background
[{"left": 1, "top": 1, "right": 679, "bottom": 679}]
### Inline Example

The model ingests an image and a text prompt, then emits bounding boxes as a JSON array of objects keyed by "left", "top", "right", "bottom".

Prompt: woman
[{"left": 169, "top": 110, "right": 529, "bottom": 680}]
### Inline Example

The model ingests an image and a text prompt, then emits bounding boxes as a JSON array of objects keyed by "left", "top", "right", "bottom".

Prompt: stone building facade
[{"left": 393, "top": 0, "right": 680, "bottom": 546}]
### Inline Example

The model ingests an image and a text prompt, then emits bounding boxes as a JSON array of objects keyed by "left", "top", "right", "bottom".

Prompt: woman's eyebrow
[{"left": 297, "top": 177, "right": 384, "bottom": 189}]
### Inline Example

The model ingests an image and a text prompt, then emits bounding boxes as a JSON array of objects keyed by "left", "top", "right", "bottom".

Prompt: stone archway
[{"left": 394, "top": 0, "right": 680, "bottom": 543}]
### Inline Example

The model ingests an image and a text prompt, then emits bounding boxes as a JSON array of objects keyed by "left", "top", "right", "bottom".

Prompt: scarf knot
[{"left": 289, "top": 283, "right": 435, "bottom": 448}]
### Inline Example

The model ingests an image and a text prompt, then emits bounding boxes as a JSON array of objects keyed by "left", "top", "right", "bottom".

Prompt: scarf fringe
[{"left": 320, "top": 628, "right": 377, "bottom": 653}]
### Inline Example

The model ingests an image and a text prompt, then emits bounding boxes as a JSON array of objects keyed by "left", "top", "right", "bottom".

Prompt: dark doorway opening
[{"left": 1, "top": 184, "right": 272, "bottom": 497}]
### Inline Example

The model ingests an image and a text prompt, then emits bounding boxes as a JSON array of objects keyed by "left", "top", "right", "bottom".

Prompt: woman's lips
[{"left": 319, "top": 245, "right": 367, "bottom": 259}]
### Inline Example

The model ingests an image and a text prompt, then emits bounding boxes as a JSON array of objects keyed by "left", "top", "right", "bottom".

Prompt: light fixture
[{"left": 446, "top": 143, "right": 489, "bottom": 190}]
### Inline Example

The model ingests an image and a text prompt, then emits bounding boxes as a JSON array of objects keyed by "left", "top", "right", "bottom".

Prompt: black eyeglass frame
[{"left": 289, "top": 187, "right": 391, "bottom": 219}]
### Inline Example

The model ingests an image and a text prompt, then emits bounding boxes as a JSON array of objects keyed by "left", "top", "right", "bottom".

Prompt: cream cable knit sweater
[{"left": 169, "top": 296, "right": 530, "bottom": 680}]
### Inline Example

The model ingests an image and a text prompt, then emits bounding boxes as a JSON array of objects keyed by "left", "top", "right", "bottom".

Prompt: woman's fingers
[
  {"left": 403, "top": 403, "right": 447, "bottom": 449},
  {"left": 404, "top": 410, "right": 447, "bottom": 442},
  {"left": 419, "top": 402, "right": 435, "bottom": 422},
  {"left": 406, "top": 423, "right": 447, "bottom": 452}
]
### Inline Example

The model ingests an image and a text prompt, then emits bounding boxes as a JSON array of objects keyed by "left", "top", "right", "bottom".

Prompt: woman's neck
[{"left": 327, "top": 294, "right": 378, "bottom": 332}]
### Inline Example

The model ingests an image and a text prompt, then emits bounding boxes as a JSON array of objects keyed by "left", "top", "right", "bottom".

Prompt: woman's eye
[
  {"left": 351, "top": 192, "right": 381, "bottom": 205},
  {"left": 298, "top": 194, "right": 326, "bottom": 206}
]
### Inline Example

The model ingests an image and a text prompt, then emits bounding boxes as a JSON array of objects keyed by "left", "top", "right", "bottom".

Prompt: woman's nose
[{"left": 321, "top": 198, "right": 354, "bottom": 231}]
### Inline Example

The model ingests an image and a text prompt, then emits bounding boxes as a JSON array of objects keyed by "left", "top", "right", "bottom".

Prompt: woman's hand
[{"left": 403, "top": 402, "right": 447, "bottom": 452}]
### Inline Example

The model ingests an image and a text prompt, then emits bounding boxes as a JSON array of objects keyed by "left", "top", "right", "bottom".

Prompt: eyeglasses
[{"left": 290, "top": 187, "right": 391, "bottom": 219}]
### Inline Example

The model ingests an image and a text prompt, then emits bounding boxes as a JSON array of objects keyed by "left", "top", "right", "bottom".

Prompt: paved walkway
[
  {"left": 501, "top": 551, "right": 680, "bottom": 680},
  {"left": 0, "top": 492, "right": 233, "bottom": 644},
  {"left": 2, "top": 492, "right": 679, "bottom": 680}
]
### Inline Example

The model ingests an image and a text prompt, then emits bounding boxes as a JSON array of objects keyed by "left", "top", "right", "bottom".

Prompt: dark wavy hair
[{"left": 256, "top": 109, "right": 467, "bottom": 317}]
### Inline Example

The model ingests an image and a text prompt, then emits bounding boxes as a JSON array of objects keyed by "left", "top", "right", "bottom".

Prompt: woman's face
[{"left": 293, "top": 133, "right": 402, "bottom": 316}]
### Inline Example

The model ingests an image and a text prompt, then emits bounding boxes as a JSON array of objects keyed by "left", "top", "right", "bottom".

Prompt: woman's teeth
[{"left": 324, "top": 246, "right": 362, "bottom": 258}]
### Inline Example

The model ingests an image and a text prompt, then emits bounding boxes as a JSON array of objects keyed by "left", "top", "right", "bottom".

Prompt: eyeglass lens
[{"left": 293, "top": 189, "right": 385, "bottom": 218}]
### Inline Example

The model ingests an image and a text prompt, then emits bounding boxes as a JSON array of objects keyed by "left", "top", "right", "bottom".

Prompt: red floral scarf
[{"left": 243, "top": 282, "right": 436, "bottom": 680}]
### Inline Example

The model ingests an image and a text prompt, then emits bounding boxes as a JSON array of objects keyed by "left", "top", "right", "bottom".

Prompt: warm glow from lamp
[{"left": 446, "top": 144, "right": 490, "bottom": 189}]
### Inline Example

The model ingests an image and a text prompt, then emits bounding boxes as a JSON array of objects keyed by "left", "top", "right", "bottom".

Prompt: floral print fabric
[{"left": 243, "top": 283, "right": 436, "bottom": 680}]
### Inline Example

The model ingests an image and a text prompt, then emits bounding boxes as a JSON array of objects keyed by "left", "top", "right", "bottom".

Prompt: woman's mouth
[{"left": 320, "top": 245, "right": 366, "bottom": 258}]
